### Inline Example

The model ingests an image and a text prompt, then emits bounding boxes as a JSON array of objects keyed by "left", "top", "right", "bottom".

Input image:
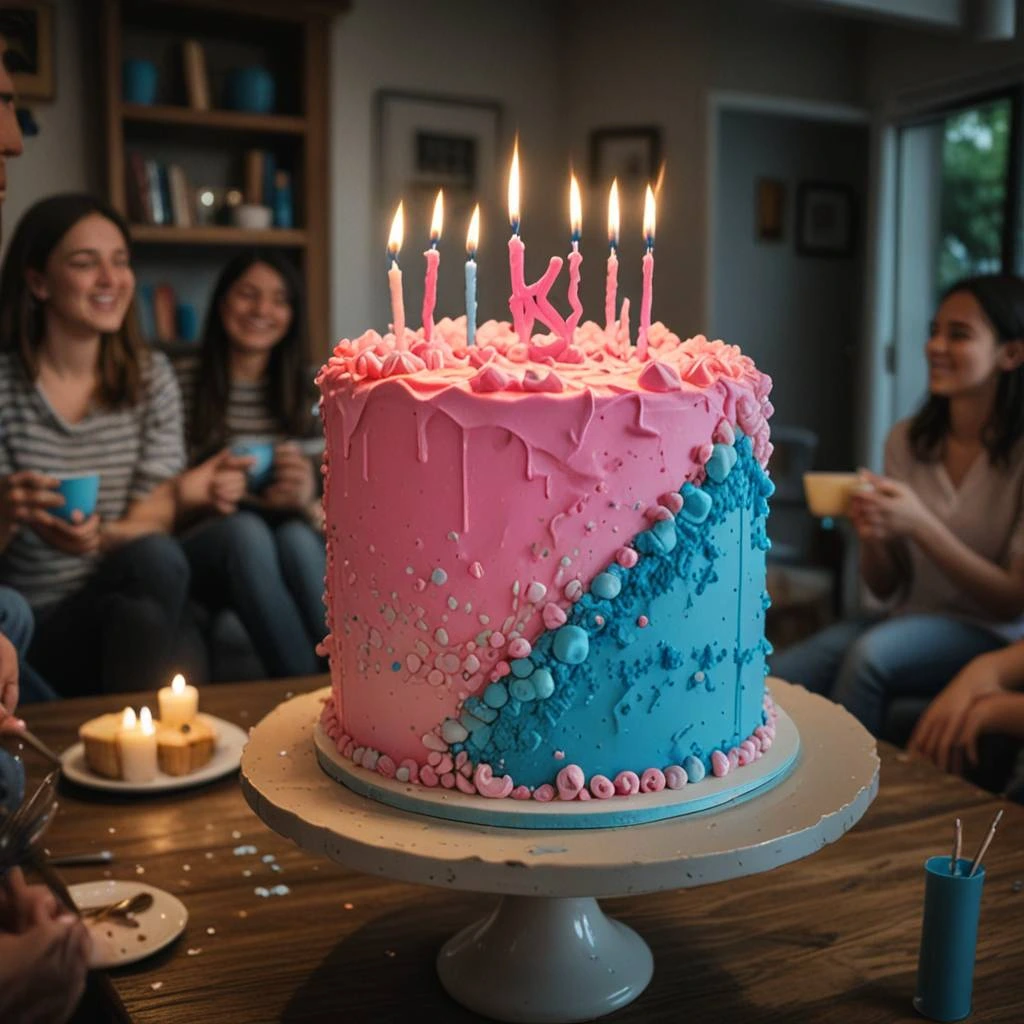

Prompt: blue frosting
[{"left": 464, "top": 436, "right": 773, "bottom": 788}]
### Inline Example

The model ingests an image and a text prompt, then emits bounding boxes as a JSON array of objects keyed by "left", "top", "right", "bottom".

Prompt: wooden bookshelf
[{"left": 101, "top": 0, "right": 343, "bottom": 358}]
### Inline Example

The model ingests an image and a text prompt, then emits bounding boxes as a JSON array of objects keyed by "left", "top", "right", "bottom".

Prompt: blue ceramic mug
[
  {"left": 54, "top": 472, "right": 100, "bottom": 522},
  {"left": 122, "top": 58, "right": 158, "bottom": 105},
  {"left": 225, "top": 67, "right": 275, "bottom": 114},
  {"left": 232, "top": 438, "right": 275, "bottom": 492}
]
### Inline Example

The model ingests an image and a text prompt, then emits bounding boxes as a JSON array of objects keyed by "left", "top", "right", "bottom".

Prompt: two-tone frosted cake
[{"left": 316, "top": 311, "right": 782, "bottom": 827}]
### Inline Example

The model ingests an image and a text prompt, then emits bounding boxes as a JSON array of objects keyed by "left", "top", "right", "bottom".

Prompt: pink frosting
[{"left": 556, "top": 764, "right": 586, "bottom": 801}]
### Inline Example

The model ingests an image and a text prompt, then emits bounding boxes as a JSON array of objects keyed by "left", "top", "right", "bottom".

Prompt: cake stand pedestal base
[
  {"left": 241, "top": 680, "right": 879, "bottom": 1024},
  {"left": 437, "top": 895, "right": 653, "bottom": 1023}
]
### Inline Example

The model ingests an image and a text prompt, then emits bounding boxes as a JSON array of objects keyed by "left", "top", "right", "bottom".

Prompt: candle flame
[
  {"left": 466, "top": 204, "right": 480, "bottom": 256},
  {"left": 121, "top": 706, "right": 137, "bottom": 730},
  {"left": 608, "top": 179, "right": 620, "bottom": 248},
  {"left": 430, "top": 190, "right": 444, "bottom": 245},
  {"left": 139, "top": 706, "right": 155, "bottom": 735},
  {"left": 569, "top": 173, "right": 582, "bottom": 240},
  {"left": 171, "top": 673, "right": 186, "bottom": 694},
  {"left": 387, "top": 201, "right": 404, "bottom": 255},
  {"left": 643, "top": 184, "right": 656, "bottom": 249},
  {"left": 508, "top": 140, "right": 520, "bottom": 231}
]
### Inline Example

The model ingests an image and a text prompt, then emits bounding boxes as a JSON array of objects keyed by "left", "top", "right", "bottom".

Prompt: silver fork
[{"left": 0, "top": 769, "right": 60, "bottom": 874}]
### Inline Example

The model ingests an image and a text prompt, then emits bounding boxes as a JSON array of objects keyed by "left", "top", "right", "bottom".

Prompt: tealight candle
[
  {"left": 117, "top": 706, "right": 158, "bottom": 783},
  {"left": 158, "top": 672, "right": 198, "bottom": 729}
]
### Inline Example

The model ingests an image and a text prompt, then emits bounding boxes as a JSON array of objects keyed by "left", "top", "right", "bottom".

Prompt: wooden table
[{"left": 13, "top": 679, "right": 1024, "bottom": 1023}]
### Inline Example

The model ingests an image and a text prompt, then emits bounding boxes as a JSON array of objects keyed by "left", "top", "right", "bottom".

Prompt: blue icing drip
[{"left": 465, "top": 441, "right": 772, "bottom": 786}]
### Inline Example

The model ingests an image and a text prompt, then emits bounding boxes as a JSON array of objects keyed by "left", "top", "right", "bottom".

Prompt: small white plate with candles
[
  {"left": 70, "top": 879, "right": 188, "bottom": 968},
  {"left": 60, "top": 674, "right": 248, "bottom": 794}
]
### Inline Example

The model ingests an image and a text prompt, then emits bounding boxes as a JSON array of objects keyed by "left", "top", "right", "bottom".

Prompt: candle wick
[{"left": 511, "top": 219, "right": 520, "bottom": 237}]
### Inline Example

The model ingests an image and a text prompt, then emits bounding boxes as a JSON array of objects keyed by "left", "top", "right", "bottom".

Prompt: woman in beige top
[{"left": 773, "top": 274, "right": 1024, "bottom": 738}]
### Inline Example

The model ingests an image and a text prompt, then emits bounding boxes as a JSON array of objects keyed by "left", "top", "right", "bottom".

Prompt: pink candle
[
  {"left": 507, "top": 142, "right": 532, "bottom": 343},
  {"left": 605, "top": 179, "right": 619, "bottom": 336},
  {"left": 566, "top": 174, "right": 583, "bottom": 342},
  {"left": 387, "top": 201, "right": 406, "bottom": 349},
  {"left": 422, "top": 190, "right": 443, "bottom": 343},
  {"left": 637, "top": 184, "right": 656, "bottom": 361}
]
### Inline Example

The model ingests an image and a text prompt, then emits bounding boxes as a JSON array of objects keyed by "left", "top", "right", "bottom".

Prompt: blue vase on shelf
[{"left": 225, "top": 67, "right": 275, "bottom": 114}]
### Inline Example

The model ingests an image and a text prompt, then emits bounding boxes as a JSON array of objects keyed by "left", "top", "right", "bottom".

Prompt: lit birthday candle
[
  {"left": 566, "top": 172, "right": 583, "bottom": 340},
  {"left": 387, "top": 201, "right": 406, "bottom": 349},
  {"left": 605, "top": 178, "right": 620, "bottom": 338},
  {"left": 465, "top": 204, "right": 480, "bottom": 346},
  {"left": 637, "top": 184, "right": 656, "bottom": 360},
  {"left": 422, "top": 190, "right": 443, "bottom": 343},
  {"left": 507, "top": 141, "right": 532, "bottom": 344}
]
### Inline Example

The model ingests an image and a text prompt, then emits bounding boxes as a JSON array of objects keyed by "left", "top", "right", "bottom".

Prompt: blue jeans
[
  {"left": 29, "top": 534, "right": 191, "bottom": 695},
  {"left": 182, "top": 511, "right": 325, "bottom": 678},
  {"left": 0, "top": 586, "right": 56, "bottom": 703},
  {"left": 770, "top": 614, "right": 1006, "bottom": 736}
]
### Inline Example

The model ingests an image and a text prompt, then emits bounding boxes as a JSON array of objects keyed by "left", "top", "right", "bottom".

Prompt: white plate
[
  {"left": 61, "top": 714, "right": 248, "bottom": 794},
  {"left": 69, "top": 879, "right": 188, "bottom": 969}
]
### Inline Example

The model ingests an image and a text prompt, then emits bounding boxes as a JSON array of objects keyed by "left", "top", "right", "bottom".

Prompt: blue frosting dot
[
  {"left": 483, "top": 682, "right": 509, "bottom": 709},
  {"left": 705, "top": 443, "right": 738, "bottom": 483},
  {"left": 391, "top": 661, "right": 401, "bottom": 672},
  {"left": 591, "top": 572, "right": 622, "bottom": 600},
  {"left": 510, "top": 659, "right": 534, "bottom": 679},
  {"left": 430, "top": 567, "right": 448, "bottom": 585},
  {"left": 683, "top": 755, "right": 705, "bottom": 783},
  {"left": 510, "top": 677, "right": 537, "bottom": 702},
  {"left": 679, "top": 484, "right": 712, "bottom": 524},
  {"left": 552, "top": 625, "right": 590, "bottom": 665},
  {"left": 530, "top": 668, "right": 555, "bottom": 699},
  {"left": 652, "top": 518, "right": 677, "bottom": 553}
]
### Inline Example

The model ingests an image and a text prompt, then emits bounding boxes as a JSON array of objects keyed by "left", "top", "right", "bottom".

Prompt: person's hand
[
  {"left": 178, "top": 449, "right": 253, "bottom": 517},
  {"left": 30, "top": 511, "right": 101, "bottom": 557},
  {"left": 853, "top": 471, "right": 935, "bottom": 542},
  {"left": 0, "top": 634, "right": 24, "bottom": 736},
  {"left": 0, "top": 869, "right": 90, "bottom": 1024},
  {"left": 263, "top": 443, "right": 316, "bottom": 511},
  {"left": 0, "top": 472, "right": 65, "bottom": 535},
  {"left": 908, "top": 654, "right": 1005, "bottom": 771},
  {"left": 952, "top": 693, "right": 1011, "bottom": 769}
]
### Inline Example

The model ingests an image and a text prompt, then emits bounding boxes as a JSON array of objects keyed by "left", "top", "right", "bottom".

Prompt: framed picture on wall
[
  {"left": 0, "top": 1, "right": 55, "bottom": 101},
  {"left": 588, "top": 126, "right": 662, "bottom": 187},
  {"left": 796, "top": 181, "right": 856, "bottom": 257}
]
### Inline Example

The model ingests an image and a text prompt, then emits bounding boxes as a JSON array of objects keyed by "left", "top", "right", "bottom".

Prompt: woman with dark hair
[
  {"left": 772, "top": 274, "right": 1024, "bottom": 737},
  {"left": 174, "top": 250, "right": 325, "bottom": 678},
  {"left": 0, "top": 193, "right": 250, "bottom": 694}
]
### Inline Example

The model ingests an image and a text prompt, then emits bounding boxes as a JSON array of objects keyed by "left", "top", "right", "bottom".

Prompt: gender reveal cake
[{"left": 315, "top": 314, "right": 786, "bottom": 826}]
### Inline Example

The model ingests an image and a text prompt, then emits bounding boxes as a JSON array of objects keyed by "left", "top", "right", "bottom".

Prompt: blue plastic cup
[
  {"left": 232, "top": 438, "right": 275, "bottom": 493},
  {"left": 53, "top": 472, "right": 100, "bottom": 522},
  {"left": 122, "top": 59, "right": 158, "bottom": 105},
  {"left": 914, "top": 855, "right": 986, "bottom": 1021},
  {"left": 225, "top": 67, "right": 275, "bottom": 113}
]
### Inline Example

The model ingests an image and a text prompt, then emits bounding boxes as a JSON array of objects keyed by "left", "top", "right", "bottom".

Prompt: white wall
[
  {"left": 564, "top": 0, "right": 867, "bottom": 340},
  {"left": 328, "top": 0, "right": 567, "bottom": 340},
  {"left": 3, "top": 0, "right": 99, "bottom": 256},
  {"left": 712, "top": 109, "right": 868, "bottom": 469}
]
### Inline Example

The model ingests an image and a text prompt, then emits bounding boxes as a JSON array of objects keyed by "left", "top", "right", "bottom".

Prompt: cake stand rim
[{"left": 240, "top": 679, "right": 879, "bottom": 899}]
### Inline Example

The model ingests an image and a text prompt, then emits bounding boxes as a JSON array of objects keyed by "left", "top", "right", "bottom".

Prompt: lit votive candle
[
  {"left": 117, "top": 706, "right": 158, "bottom": 783},
  {"left": 158, "top": 673, "right": 199, "bottom": 728}
]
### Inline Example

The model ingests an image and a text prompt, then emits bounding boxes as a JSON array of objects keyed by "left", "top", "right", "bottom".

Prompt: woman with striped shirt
[
  {"left": 0, "top": 194, "right": 250, "bottom": 695},
  {"left": 175, "top": 250, "right": 325, "bottom": 677}
]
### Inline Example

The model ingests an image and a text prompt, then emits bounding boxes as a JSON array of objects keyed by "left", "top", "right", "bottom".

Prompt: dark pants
[
  {"left": 0, "top": 585, "right": 56, "bottom": 702},
  {"left": 28, "top": 534, "right": 190, "bottom": 696},
  {"left": 181, "top": 511, "right": 325, "bottom": 678}
]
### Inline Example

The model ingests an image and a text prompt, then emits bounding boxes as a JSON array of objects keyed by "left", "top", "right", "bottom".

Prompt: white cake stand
[{"left": 240, "top": 680, "right": 879, "bottom": 1024}]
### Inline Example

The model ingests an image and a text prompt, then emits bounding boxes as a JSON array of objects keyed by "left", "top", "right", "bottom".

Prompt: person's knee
[
  {"left": 837, "top": 630, "right": 892, "bottom": 690},
  {"left": 124, "top": 534, "right": 190, "bottom": 603},
  {"left": 223, "top": 510, "right": 275, "bottom": 557},
  {"left": 0, "top": 586, "right": 34, "bottom": 654}
]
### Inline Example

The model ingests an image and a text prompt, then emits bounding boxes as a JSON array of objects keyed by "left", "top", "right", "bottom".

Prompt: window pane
[{"left": 937, "top": 97, "right": 1011, "bottom": 294}]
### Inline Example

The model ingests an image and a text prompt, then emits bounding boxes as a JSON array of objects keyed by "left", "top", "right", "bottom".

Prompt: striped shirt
[
  {"left": 173, "top": 355, "right": 321, "bottom": 464},
  {"left": 0, "top": 350, "right": 185, "bottom": 610}
]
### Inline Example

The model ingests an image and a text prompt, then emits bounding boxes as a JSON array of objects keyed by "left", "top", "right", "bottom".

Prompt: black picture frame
[
  {"left": 795, "top": 182, "right": 856, "bottom": 257},
  {"left": 588, "top": 126, "right": 662, "bottom": 187}
]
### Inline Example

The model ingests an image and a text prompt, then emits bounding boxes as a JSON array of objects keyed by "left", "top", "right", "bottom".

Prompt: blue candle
[{"left": 465, "top": 204, "right": 480, "bottom": 346}]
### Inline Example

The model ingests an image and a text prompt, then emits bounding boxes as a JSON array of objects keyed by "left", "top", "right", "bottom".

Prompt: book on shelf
[
  {"left": 167, "top": 164, "right": 194, "bottom": 227},
  {"left": 152, "top": 284, "right": 177, "bottom": 344},
  {"left": 181, "top": 40, "right": 210, "bottom": 111},
  {"left": 243, "top": 149, "right": 264, "bottom": 205},
  {"left": 125, "top": 151, "right": 152, "bottom": 224}
]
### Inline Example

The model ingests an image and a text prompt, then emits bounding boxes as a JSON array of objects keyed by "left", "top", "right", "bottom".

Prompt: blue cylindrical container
[
  {"left": 122, "top": 59, "right": 158, "bottom": 105},
  {"left": 225, "top": 67, "right": 275, "bottom": 113},
  {"left": 914, "top": 855, "right": 986, "bottom": 1021}
]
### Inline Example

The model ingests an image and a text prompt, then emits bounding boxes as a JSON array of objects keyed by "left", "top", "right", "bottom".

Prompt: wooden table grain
[{"left": 11, "top": 678, "right": 1024, "bottom": 1023}]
